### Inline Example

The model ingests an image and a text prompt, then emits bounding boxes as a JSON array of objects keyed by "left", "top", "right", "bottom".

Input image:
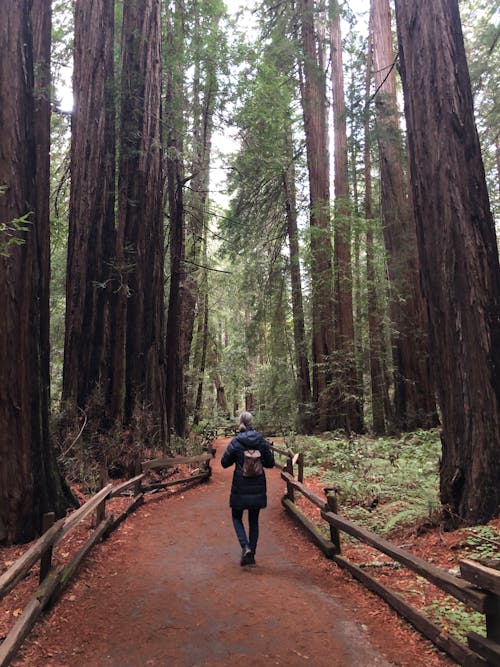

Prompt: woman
[{"left": 221, "top": 411, "right": 275, "bottom": 566}]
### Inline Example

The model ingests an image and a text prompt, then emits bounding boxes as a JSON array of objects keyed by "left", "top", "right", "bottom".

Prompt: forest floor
[{"left": 1, "top": 437, "right": 494, "bottom": 666}]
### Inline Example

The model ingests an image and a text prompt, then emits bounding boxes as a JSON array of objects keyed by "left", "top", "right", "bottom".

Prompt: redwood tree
[
  {"left": 364, "top": 15, "right": 388, "bottom": 434},
  {"left": 395, "top": 0, "right": 500, "bottom": 525},
  {"left": 299, "top": 0, "right": 336, "bottom": 431},
  {"left": 330, "top": 0, "right": 363, "bottom": 432},
  {"left": 63, "top": 0, "right": 116, "bottom": 414},
  {"left": 184, "top": 0, "right": 223, "bottom": 424},
  {"left": 113, "top": 0, "right": 166, "bottom": 436},
  {"left": 283, "top": 126, "right": 313, "bottom": 433},
  {"left": 165, "top": 0, "right": 187, "bottom": 438},
  {"left": 372, "top": 0, "right": 436, "bottom": 431},
  {"left": 0, "top": 1, "right": 72, "bottom": 544}
]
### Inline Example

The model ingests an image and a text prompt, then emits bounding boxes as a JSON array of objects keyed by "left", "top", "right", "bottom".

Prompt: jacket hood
[{"left": 236, "top": 429, "right": 262, "bottom": 448}]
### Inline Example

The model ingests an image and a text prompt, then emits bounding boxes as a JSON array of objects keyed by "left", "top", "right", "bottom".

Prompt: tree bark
[
  {"left": 63, "top": 0, "right": 116, "bottom": 415},
  {"left": 193, "top": 287, "right": 209, "bottom": 425},
  {"left": 213, "top": 372, "right": 228, "bottom": 416},
  {"left": 364, "top": 12, "right": 387, "bottom": 435},
  {"left": 183, "top": 0, "right": 218, "bottom": 378},
  {"left": 330, "top": 0, "right": 363, "bottom": 433},
  {"left": 114, "top": 0, "right": 165, "bottom": 439},
  {"left": 165, "top": 0, "right": 187, "bottom": 438},
  {"left": 0, "top": 1, "right": 73, "bottom": 544},
  {"left": 32, "top": 0, "right": 52, "bottom": 420},
  {"left": 283, "top": 127, "right": 313, "bottom": 433},
  {"left": 372, "top": 0, "right": 436, "bottom": 431},
  {"left": 395, "top": 0, "right": 500, "bottom": 525},
  {"left": 299, "top": 0, "right": 336, "bottom": 431}
]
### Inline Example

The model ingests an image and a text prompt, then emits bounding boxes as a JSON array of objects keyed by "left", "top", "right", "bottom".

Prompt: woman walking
[{"left": 221, "top": 412, "right": 275, "bottom": 566}]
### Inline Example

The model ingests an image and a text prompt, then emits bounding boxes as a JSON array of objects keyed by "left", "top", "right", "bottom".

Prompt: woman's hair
[{"left": 238, "top": 411, "right": 254, "bottom": 431}]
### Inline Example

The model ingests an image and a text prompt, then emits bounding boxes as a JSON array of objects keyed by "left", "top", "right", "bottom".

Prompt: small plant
[
  {"left": 0, "top": 211, "right": 32, "bottom": 256},
  {"left": 461, "top": 525, "right": 500, "bottom": 561},
  {"left": 425, "top": 597, "right": 485, "bottom": 642}
]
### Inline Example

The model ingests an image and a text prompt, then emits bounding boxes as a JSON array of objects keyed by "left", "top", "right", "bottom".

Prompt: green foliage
[
  {"left": 0, "top": 210, "right": 32, "bottom": 256},
  {"left": 425, "top": 597, "right": 485, "bottom": 642},
  {"left": 291, "top": 428, "right": 442, "bottom": 534},
  {"left": 461, "top": 0, "right": 500, "bottom": 221},
  {"left": 460, "top": 525, "right": 500, "bottom": 561}
]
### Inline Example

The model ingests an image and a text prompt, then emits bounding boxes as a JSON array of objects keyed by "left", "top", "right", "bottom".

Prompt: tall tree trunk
[
  {"left": 372, "top": 0, "right": 436, "bottom": 430},
  {"left": 365, "top": 9, "right": 387, "bottom": 434},
  {"left": 165, "top": 0, "right": 187, "bottom": 438},
  {"left": 213, "top": 372, "right": 228, "bottom": 415},
  {"left": 191, "top": 222, "right": 209, "bottom": 425},
  {"left": 193, "top": 286, "right": 209, "bottom": 425},
  {"left": 33, "top": 0, "right": 52, "bottom": 421},
  {"left": 348, "top": 72, "right": 366, "bottom": 427},
  {"left": 395, "top": 0, "right": 500, "bottom": 525},
  {"left": 283, "top": 128, "right": 313, "bottom": 433},
  {"left": 299, "top": 0, "right": 335, "bottom": 431},
  {"left": 114, "top": 0, "right": 165, "bottom": 438},
  {"left": 63, "top": 0, "right": 116, "bottom": 416},
  {"left": 330, "top": 0, "right": 363, "bottom": 433},
  {"left": 0, "top": 1, "right": 72, "bottom": 544},
  {"left": 182, "top": 0, "right": 218, "bottom": 376}
]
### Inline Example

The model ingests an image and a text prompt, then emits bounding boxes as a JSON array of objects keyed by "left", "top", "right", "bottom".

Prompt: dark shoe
[{"left": 240, "top": 547, "right": 253, "bottom": 566}]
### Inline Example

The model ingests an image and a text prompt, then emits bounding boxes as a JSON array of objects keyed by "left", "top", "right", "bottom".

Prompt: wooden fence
[
  {"left": 0, "top": 454, "right": 211, "bottom": 667},
  {"left": 279, "top": 451, "right": 500, "bottom": 667}
]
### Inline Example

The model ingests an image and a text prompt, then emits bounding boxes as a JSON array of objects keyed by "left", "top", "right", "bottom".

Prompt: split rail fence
[
  {"left": 277, "top": 448, "right": 500, "bottom": 667},
  {"left": 0, "top": 453, "right": 212, "bottom": 667}
]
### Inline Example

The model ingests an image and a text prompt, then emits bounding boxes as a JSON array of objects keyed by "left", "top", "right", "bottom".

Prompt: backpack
[{"left": 242, "top": 448, "right": 263, "bottom": 477}]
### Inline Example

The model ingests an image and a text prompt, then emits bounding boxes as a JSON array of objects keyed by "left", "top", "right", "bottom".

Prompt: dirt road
[{"left": 13, "top": 440, "right": 451, "bottom": 666}]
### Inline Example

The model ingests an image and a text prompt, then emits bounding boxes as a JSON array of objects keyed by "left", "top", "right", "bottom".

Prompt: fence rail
[{"left": 280, "top": 452, "right": 500, "bottom": 667}]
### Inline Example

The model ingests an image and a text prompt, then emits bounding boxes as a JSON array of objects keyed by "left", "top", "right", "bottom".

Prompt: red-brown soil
[{"left": 0, "top": 439, "right": 467, "bottom": 666}]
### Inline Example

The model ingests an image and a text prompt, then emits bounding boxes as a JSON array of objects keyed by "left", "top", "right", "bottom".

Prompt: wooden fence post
[
  {"left": 95, "top": 468, "right": 108, "bottom": 525},
  {"left": 324, "top": 489, "right": 341, "bottom": 554},
  {"left": 460, "top": 558, "right": 500, "bottom": 659},
  {"left": 486, "top": 594, "right": 500, "bottom": 645},
  {"left": 297, "top": 452, "right": 304, "bottom": 483},
  {"left": 285, "top": 457, "right": 295, "bottom": 502},
  {"left": 39, "top": 513, "right": 55, "bottom": 583}
]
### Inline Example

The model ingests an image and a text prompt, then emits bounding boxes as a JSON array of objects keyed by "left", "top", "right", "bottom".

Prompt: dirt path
[{"left": 13, "top": 439, "right": 453, "bottom": 667}]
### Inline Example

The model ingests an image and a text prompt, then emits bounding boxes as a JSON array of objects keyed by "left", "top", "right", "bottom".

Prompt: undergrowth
[{"left": 287, "top": 428, "right": 442, "bottom": 534}]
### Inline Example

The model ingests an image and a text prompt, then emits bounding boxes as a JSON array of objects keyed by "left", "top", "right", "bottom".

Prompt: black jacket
[{"left": 220, "top": 428, "right": 275, "bottom": 510}]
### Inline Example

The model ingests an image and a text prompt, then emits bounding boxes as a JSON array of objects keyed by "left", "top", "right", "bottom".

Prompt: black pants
[{"left": 231, "top": 507, "right": 260, "bottom": 554}]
